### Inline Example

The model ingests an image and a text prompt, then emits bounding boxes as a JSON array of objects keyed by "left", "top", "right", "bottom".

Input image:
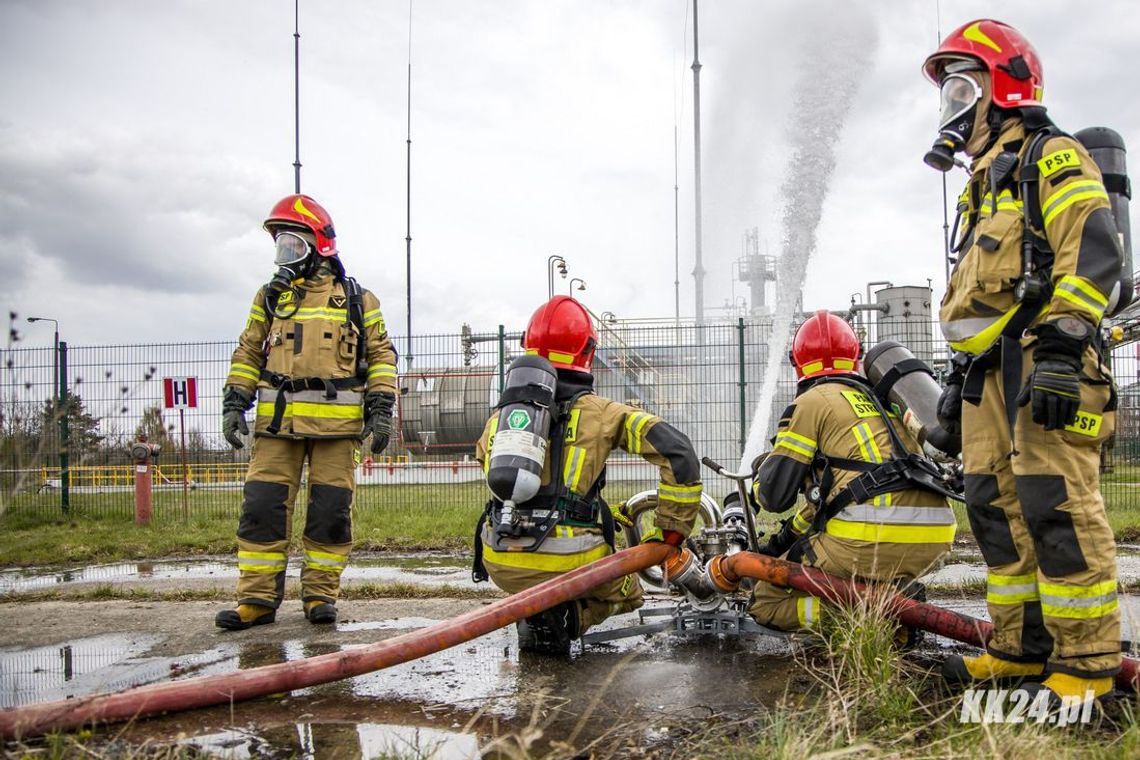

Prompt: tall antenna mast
[
  {"left": 691, "top": 0, "right": 705, "bottom": 327},
  {"left": 937, "top": 0, "right": 951, "bottom": 283},
  {"left": 292, "top": 0, "right": 302, "bottom": 193},
  {"left": 404, "top": 0, "right": 414, "bottom": 370}
]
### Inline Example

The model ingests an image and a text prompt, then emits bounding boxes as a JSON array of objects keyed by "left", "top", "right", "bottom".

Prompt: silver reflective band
[
  {"left": 834, "top": 504, "right": 956, "bottom": 525},
  {"left": 274, "top": 231, "right": 310, "bottom": 266}
]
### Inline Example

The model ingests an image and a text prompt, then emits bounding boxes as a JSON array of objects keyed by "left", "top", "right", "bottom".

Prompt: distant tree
[
  {"left": 134, "top": 406, "right": 175, "bottom": 453},
  {"left": 39, "top": 395, "right": 105, "bottom": 465}
]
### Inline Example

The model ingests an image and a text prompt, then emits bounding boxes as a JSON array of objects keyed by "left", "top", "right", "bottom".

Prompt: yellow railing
[{"left": 39, "top": 463, "right": 249, "bottom": 488}]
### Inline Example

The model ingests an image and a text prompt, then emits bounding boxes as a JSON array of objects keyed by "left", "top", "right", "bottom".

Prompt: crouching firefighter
[
  {"left": 215, "top": 194, "right": 399, "bottom": 631},
  {"left": 747, "top": 311, "right": 958, "bottom": 637},
  {"left": 924, "top": 19, "right": 1128, "bottom": 703},
  {"left": 472, "top": 296, "right": 703, "bottom": 655}
]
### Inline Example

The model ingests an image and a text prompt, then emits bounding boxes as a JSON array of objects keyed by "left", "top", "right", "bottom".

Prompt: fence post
[
  {"left": 58, "top": 340, "right": 70, "bottom": 514},
  {"left": 737, "top": 318, "right": 746, "bottom": 457},
  {"left": 498, "top": 324, "right": 506, "bottom": 394}
]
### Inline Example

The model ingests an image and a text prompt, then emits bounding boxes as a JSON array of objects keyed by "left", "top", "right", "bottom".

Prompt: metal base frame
[{"left": 580, "top": 599, "right": 790, "bottom": 645}]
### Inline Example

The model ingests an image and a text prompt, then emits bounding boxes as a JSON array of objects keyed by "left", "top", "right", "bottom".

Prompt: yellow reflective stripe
[
  {"left": 658, "top": 483, "right": 702, "bottom": 504},
  {"left": 824, "top": 518, "right": 956, "bottom": 544},
  {"left": 995, "top": 190, "right": 1022, "bottom": 213},
  {"left": 1039, "top": 580, "right": 1119, "bottom": 619},
  {"left": 796, "top": 596, "right": 820, "bottom": 628},
  {"left": 547, "top": 350, "right": 576, "bottom": 365},
  {"left": 774, "top": 430, "right": 817, "bottom": 458},
  {"left": 800, "top": 360, "right": 824, "bottom": 376},
  {"left": 563, "top": 445, "right": 586, "bottom": 492},
  {"left": 482, "top": 542, "right": 610, "bottom": 572},
  {"left": 624, "top": 412, "right": 655, "bottom": 454},
  {"left": 248, "top": 305, "right": 267, "bottom": 323},
  {"left": 304, "top": 550, "right": 348, "bottom": 573},
  {"left": 986, "top": 571, "right": 1039, "bottom": 604},
  {"left": 1042, "top": 180, "right": 1109, "bottom": 228},
  {"left": 483, "top": 417, "right": 499, "bottom": 474},
  {"left": 368, "top": 363, "right": 398, "bottom": 379},
  {"left": 948, "top": 304, "right": 1023, "bottom": 354},
  {"left": 290, "top": 307, "right": 350, "bottom": 322},
  {"left": 237, "top": 551, "right": 287, "bottom": 573},
  {"left": 229, "top": 362, "right": 260, "bottom": 382},
  {"left": 362, "top": 308, "right": 385, "bottom": 329},
  {"left": 851, "top": 423, "right": 889, "bottom": 507},
  {"left": 833, "top": 358, "right": 855, "bottom": 370},
  {"left": 791, "top": 510, "right": 811, "bottom": 534},
  {"left": 1054, "top": 276, "right": 1108, "bottom": 322},
  {"left": 256, "top": 401, "right": 364, "bottom": 420}
]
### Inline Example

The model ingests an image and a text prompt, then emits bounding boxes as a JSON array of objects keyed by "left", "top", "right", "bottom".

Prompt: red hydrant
[{"left": 130, "top": 436, "right": 161, "bottom": 525}]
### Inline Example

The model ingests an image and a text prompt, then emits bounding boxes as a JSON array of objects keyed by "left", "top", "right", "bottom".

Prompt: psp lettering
[
  {"left": 959, "top": 688, "right": 1094, "bottom": 726},
  {"left": 162, "top": 376, "right": 199, "bottom": 410}
]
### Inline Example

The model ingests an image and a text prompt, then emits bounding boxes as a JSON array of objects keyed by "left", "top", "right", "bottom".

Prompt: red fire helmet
[
  {"left": 522, "top": 296, "right": 597, "bottom": 373},
  {"left": 262, "top": 194, "right": 338, "bottom": 256},
  {"left": 791, "top": 310, "right": 861, "bottom": 380},
  {"left": 923, "top": 19, "right": 1044, "bottom": 109}
]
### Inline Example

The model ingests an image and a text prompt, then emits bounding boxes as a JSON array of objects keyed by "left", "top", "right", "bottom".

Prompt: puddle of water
[
  {"left": 0, "top": 555, "right": 473, "bottom": 594},
  {"left": 338, "top": 617, "right": 442, "bottom": 632},
  {"left": 183, "top": 722, "right": 480, "bottom": 760},
  {"left": 0, "top": 633, "right": 243, "bottom": 708}
]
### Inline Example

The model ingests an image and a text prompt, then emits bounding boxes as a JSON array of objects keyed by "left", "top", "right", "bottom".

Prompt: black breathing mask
[
  {"left": 266, "top": 230, "right": 315, "bottom": 317},
  {"left": 924, "top": 72, "right": 983, "bottom": 173}
]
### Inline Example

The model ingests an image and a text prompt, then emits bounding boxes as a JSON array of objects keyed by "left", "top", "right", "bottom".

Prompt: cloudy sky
[{"left": 1, "top": 0, "right": 1137, "bottom": 351}]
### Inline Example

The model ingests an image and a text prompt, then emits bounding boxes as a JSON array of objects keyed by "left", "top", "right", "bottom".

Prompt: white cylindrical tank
[{"left": 874, "top": 286, "right": 935, "bottom": 365}]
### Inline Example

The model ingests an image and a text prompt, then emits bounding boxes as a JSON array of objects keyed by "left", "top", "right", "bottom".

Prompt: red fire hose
[
  {"left": 0, "top": 543, "right": 674, "bottom": 740},
  {"left": 711, "top": 552, "right": 1140, "bottom": 691}
]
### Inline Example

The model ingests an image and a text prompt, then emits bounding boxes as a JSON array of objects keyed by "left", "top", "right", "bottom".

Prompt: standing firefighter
[
  {"left": 748, "top": 311, "right": 956, "bottom": 634},
  {"left": 472, "top": 296, "right": 703, "bottom": 655},
  {"left": 925, "top": 20, "right": 1126, "bottom": 702},
  {"left": 215, "top": 194, "right": 398, "bottom": 630}
]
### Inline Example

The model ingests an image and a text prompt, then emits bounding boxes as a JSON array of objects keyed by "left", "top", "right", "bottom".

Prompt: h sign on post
[{"left": 163, "top": 377, "right": 199, "bottom": 409}]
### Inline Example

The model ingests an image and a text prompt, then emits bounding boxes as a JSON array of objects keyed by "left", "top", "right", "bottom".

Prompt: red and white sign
[{"left": 162, "top": 376, "right": 199, "bottom": 409}]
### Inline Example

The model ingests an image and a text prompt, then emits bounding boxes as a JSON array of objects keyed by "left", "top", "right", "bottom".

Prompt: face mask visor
[
  {"left": 273, "top": 231, "right": 312, "bottom": 267},
  {"left": 938, "top": 73, "right": 983, "bottom": 132}
]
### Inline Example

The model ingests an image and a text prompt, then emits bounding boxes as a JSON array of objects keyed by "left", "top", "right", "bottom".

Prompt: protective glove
[
  {"left": 757, "top": 518, "right": 799, "bottom": 558},
  {"left": 222, "top": 387, "right": 253, "bottom": 449},
  {"left": 640, "top": 527, "right": 686, "bottom": 546},
  {"left": 1017, "top": 321, "right": 1088, "bottom": 431},
  {"left": 1017, "top": 358, "right": 1082, "bottom": 430},
  {"left": 936, "top": 376, "right": 964, "bottom": 437},
  {"left": 363, "top": 391, "right": 396, "bottom": 454}
]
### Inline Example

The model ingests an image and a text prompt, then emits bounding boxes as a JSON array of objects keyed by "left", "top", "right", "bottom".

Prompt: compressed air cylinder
[
  {"left": 1074, "top": 127, "right": 1133, "bottom": 313},
  {"left": 864, "top": 340, "right": 961, "bottom": 457},
  {"left": 487, "top": 355, "right": 557, "bottom": 506}
]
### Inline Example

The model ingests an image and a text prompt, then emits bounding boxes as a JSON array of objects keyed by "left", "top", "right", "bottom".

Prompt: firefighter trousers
[
  {"left": 748, "top": 532, "right": 948, "bottom": 631},
  {"left": 480, "top": 526, "right": 643, "bottom": 634},
  {"left": 234, "top": 436, "right": 361, "bottom": 610},
  {"left": 962, "top": 342, "right": 1120, "bottom": 677}
]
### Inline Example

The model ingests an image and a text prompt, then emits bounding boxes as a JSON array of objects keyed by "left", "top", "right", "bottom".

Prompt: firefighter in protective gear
[
  {"left": 926, "top": 20, "right": 1125, "bottom": 701},
  {"left": 215, "top": 194, "right": 398, "bottom": 631},
  {"left": 748, "top": 311, "right": 956, "bottom": 633},
  {"left": 472, "top": 296, "right": 703, "bottom": 655}
]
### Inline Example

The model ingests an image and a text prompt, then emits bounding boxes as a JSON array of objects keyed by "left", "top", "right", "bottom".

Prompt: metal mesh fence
[{"left": 2, "top": 313, "right": 1139, "bottom": 522}]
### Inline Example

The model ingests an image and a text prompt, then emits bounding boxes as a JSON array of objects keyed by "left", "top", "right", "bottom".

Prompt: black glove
[
  {"left": 757, "top": 518, "right": 798, "bottom": 558},
  {"left": 936, "top": 377, "right": 963, "bottom": 437},
  {"left": 222, "top": 387, "right": 253, "bottom": 449},
  {"left": 364, "top": 392, "right": 396, "bottom": 454},
  {"left": 1017, "top": 321, "right": 1088, "bottom": 431}
]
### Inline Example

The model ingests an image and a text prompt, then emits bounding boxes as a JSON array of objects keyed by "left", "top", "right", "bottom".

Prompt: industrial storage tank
[
  {"left": 399, "top": 367, "right": 498, "bottom": 457},
  {"left": 874, "top": 285, "right": 936, "bottom": 365}
]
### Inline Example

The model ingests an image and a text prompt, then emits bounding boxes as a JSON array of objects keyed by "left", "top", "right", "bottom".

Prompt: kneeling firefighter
[
  {"left": 748, "top": 311, "right": 958, "bottom": 634},
  {"left": 215, "top": 194, "right": 399, "bottom": 630},
  {"left": 472, "top": 296, "right": 703, "bottom": 655},
  {"left": 925, "top": 19, "right": 1128, "bottom": 703}
]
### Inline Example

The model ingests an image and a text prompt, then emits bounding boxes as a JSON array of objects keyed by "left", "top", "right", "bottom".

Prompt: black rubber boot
[
  {"left": 305, "top": 601, "right": 338, "bottom": 624},
  {"left": 215, "top": 604, "right": 276, "bottom": 631},
  {"left": 516, "top": 601, "right": 580, "bottom": 656}
]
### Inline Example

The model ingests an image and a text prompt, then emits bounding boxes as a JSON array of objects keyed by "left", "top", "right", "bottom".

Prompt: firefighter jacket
[
  {"left": 225, "top": 272, "right": 398, "bottom": 438},
  {"left": 475, "top": 372, "right": 703, "bottom": 538},
  {"left": 752, "top": 378, "right": 956, "bottom": 545},
  {"left": 940, "top": 120, "right": 1125, "bottom": 356}
]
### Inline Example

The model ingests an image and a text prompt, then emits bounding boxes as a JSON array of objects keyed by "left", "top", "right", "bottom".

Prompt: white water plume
[{"left": 739, "top": 13, "right": 878, "bottom": 471}]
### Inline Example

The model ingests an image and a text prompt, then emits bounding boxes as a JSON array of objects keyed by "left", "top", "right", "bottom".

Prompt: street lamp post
[
  {"left": 569, "top": 278, "right": 586, "bottom": 295},
  {"left": 547, "top": 255, "right": 567, "bottom": 299},
  {"left": 27, "top": 317, "right": 67, "bottom": 514}
]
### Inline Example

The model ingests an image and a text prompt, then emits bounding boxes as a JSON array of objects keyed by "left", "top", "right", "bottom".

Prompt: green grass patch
[{"left": 0, "top": 580, "right": 501, "bottom": 603}]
